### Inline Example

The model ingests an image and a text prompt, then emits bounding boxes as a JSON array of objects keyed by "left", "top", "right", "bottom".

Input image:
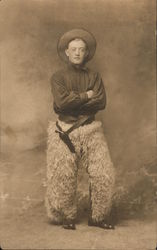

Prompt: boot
[
  {"left": 88, "top": 219, "right": 115, "bottom": 229},
  {"left": 62, "top": 219, "right": 76, "bottom": 230}
]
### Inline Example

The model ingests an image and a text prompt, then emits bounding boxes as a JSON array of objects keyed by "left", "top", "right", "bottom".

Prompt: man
[{"left": 45, "top": 28, "right": 115, "bottom": 230}]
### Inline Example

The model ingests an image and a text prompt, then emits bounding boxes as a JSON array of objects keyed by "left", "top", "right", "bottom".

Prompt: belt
[{"left": 55, "top": 115, "right": 94, "bottom": 153}]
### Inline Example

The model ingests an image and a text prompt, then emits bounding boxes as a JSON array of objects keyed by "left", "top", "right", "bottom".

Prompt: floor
[{"left": 0, "top": 149, "right": 156, "bottom": 250}]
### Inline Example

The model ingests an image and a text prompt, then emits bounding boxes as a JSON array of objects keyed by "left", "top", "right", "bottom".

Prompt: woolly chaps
[{"left": 45, "top": 120, "right": 115, "bottom": 223}]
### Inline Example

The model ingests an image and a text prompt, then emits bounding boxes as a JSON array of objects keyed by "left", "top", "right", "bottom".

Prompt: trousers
[{"left": 45, "top": 120, "right": 115, "bottom": 223}]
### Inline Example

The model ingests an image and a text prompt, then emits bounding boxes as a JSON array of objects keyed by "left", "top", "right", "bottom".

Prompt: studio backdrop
[{"left": 0, "top": 0, "right": 156, "bottom": 219}]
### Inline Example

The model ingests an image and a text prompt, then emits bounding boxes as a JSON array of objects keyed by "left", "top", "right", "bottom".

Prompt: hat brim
[{"left": 57, "top": 28, "right": 96, "bottom": 63}]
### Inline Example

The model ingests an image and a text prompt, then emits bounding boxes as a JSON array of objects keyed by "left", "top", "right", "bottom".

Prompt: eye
[{"left": 71, "top": 48, "right": 76, "bottom": 51}]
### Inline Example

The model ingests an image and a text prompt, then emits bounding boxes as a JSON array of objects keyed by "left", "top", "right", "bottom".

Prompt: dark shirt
[{"left": 50, "top": 63, "right": 106, "bottom": 122}]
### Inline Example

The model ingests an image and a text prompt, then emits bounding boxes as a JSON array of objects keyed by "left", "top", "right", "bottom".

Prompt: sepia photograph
[{"left": 0, "top": 0, "right": 156, "bottom": 249}]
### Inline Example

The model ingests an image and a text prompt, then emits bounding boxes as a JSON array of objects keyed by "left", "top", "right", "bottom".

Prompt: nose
[{"left": 75, "top": 48, "right": 80, "bottom": 56}]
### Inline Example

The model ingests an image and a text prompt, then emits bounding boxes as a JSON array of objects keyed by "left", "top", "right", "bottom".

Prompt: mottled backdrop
[{"left": 0, "top": 0, "right": 156, "bottom": 219}]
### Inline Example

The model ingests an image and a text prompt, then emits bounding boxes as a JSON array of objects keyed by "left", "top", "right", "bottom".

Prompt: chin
[
  {"left": 73, "top": 60, "right": 83, "bottom": 65},
  {"left": 74, "top": 63, "right": 82, "bottom": 66}
]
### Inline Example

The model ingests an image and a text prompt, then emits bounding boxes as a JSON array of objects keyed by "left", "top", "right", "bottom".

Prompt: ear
[
  {"left": 85, "top": 49, "right": 89, "bottom": 58},
  {"left": 65, "top": 49, "right": 69, "bottom": 57}
]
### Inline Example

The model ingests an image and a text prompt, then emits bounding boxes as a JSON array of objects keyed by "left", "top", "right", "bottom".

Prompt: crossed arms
[{"left": 51, "top": 71, "right": 106, "bottom": 114}]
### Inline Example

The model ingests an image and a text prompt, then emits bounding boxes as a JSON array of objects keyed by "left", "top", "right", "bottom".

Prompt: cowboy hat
[{"left": 57, "top": 28, "right": 96, "bottom": 62}]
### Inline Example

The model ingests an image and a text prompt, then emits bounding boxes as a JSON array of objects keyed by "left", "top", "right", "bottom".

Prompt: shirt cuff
[{"left": 80, "top": 92, "right": 88, "bottom": 103}]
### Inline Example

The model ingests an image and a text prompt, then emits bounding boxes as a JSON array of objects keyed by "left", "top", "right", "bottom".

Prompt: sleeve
[
  {"left": 79, "top": 72, "right": 106, "bottom": 112},
  {"left": 51, "top": 72, "right": 88, "bottom": 112}
]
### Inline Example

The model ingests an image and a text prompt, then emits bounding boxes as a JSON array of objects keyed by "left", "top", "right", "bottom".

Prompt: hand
[{"left": 87, "top": 90, "right": 94, "bottom": 99}]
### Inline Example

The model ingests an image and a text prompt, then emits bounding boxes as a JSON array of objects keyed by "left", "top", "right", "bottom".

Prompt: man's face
[{"left": 65, "top": 39, "right": 88, "bottom": 65}]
